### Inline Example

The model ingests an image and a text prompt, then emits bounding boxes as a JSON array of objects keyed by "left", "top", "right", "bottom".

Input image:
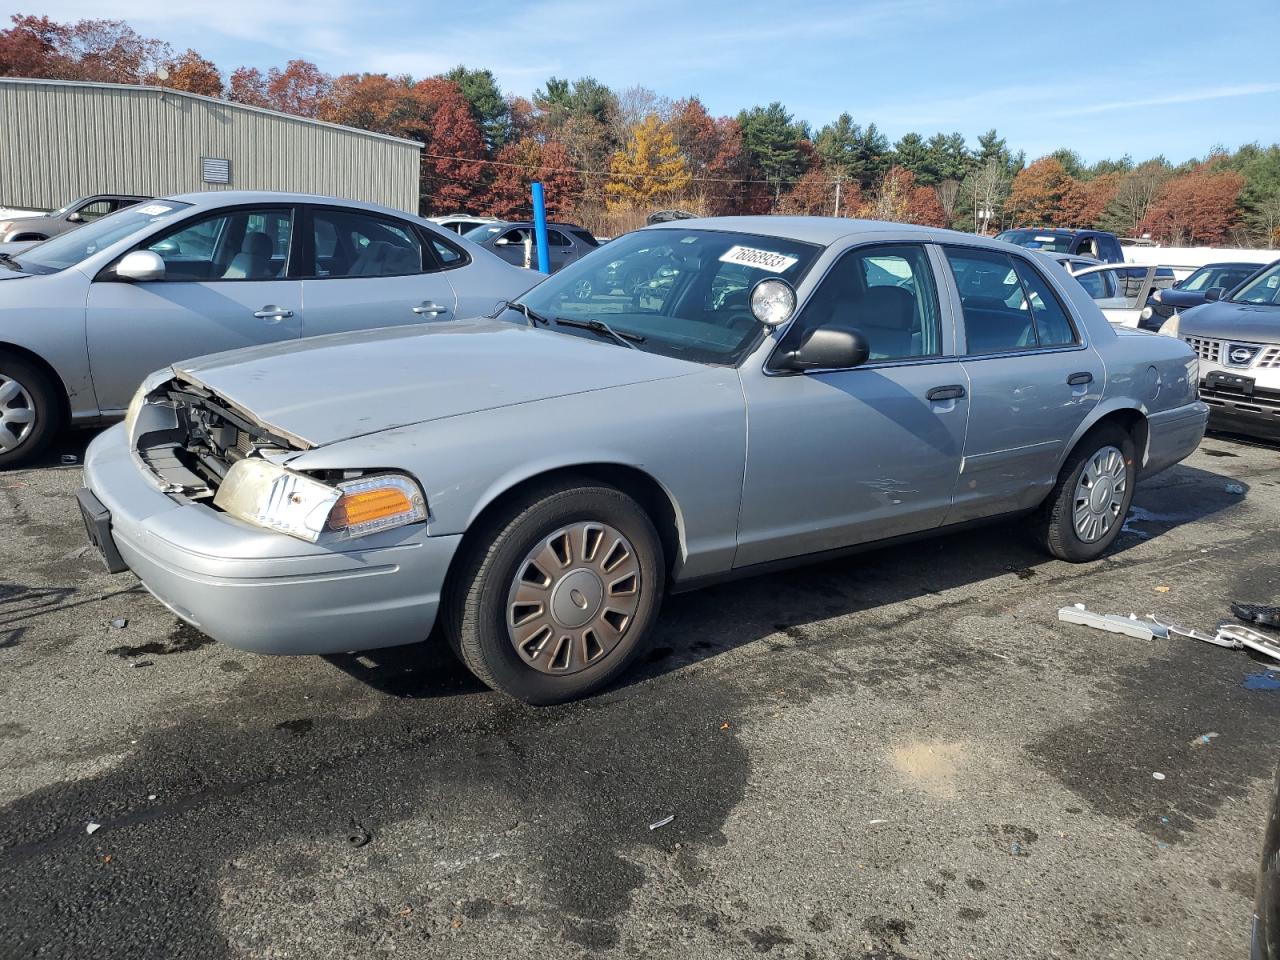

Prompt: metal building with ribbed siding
[{"left": 0, "top": 78, "right": 423, "bottom": 213}]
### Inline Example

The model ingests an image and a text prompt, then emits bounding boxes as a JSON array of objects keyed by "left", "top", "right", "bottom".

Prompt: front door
[
  {"left": 939, "top": 245, "right": 1104, "bottom": 522},
  {"left": 735, "top": 242, "right": 969, "bottom": 568},
  {"left": 299, "top": 206, "right": 457, "bottom": 337},
  {"left": 85, "top": 206, "right": 301, "bottom": 412}
]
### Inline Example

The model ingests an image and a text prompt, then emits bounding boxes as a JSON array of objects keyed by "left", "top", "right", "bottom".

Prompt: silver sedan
[
  {"left": 80, "top": 217, "right": 1208, "bottom": 704},
  {"left": 0, "top": 191, "right": 538, "bottom": 465}
]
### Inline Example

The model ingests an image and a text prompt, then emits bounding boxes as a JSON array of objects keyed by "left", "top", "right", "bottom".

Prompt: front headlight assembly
[
  {"left": 1158, "top": 312, "right": 1181, "bottom": 338},
  {"left": 213, "top": 459, "right": 426, "bottom": 543}
]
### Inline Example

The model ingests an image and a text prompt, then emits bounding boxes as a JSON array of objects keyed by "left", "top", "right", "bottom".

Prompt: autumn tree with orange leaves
[{"left": 1141, "top": 163, "right": 1245, "bottom": 245}]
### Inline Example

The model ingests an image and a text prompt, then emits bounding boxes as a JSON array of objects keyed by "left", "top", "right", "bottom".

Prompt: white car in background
[{"left": 429, "top": 214, "right": 498, "bottom": 235}]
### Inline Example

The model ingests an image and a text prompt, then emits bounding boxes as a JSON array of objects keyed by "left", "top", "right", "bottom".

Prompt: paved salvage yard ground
[{"left": 1, "top": 433, "right": 1279, "bottom": 960}]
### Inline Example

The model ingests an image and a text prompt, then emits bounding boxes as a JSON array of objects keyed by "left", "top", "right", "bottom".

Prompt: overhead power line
[{"left": 419, "top": 151, "right": 853, "bottom": 187}]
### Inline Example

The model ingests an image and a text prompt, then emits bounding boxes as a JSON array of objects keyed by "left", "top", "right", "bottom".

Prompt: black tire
[
  {"left": 1034, "top": 424, "right": 1136, "bottom": 562},
  {"left": 0, "top": 352, "right": 61, "bottom": 468},
  {"left": 444, "top": 480, "right": 665, "bottom": 705}
]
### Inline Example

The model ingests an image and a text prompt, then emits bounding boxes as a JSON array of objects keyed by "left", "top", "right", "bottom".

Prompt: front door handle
[
  {"left": 412, "top": 301, "right": 449, "bottom": 316},
  {"left": 253, "top": 305, "right": 294, "bottom": 321},
  {"left": 926, "top": 384, "right": 966, "bottom": 402},
  {"left": 1067, "top": 372, "right": 1094, "bottom": 386}
]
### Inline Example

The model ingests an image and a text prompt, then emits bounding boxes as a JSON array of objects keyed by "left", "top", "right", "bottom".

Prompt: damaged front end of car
[{"left": 125, "top": 372, "right": 427, "bottom": 544}]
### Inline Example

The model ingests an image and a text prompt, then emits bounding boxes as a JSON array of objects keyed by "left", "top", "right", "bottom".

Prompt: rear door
[
  {"left": 85, "top": 204, "right": 302, "bottom": 412},
  {"left": 299, "top": 205, "right": 457, "bottom": 336},
  {"left": 940, "top": 245, "right": 1103, "bottom": 522}
]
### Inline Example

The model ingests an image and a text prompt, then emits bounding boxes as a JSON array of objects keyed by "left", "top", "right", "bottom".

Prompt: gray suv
[
  {"left": 0, "top": 194, "right": 149, "bottom": 242},
  {"left": 464, "top": 220, "right": 600, "bottom": 275}
]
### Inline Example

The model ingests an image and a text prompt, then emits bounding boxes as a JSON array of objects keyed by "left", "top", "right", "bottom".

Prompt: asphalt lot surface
[{"left": 1, "top": 429, "right": 1279, "bottom": 959}]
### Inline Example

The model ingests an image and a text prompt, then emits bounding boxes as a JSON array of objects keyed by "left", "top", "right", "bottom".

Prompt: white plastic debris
[
  {"left": 86, "top": 822, "right": 101, "bottom": 835},
  {"left": 648, "top": 815, "right": 675, "bottom": 830},
  {"left": 1152, "top": 772, "right": 1166, "bottom": 781},
  {"left": 1059, "top": 605, "right": 1157, "bottom": 640}
]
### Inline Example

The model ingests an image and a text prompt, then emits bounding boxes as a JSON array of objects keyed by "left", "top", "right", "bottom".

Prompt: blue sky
[{"left": 10, "top": 0, "right": 1279, "bottom": 163}]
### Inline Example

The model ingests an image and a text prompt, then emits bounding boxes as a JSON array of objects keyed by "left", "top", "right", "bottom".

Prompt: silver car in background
[
  {"left": 80, "top": 217, "right": 1207, "bottom": 705},
  {"left": 0, "top": 191, "right": 538, "bottom": 465}
]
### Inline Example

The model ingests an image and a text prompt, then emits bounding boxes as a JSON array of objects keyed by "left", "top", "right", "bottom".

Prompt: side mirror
[
  {"left": 1204, "top": 286, "right": 1225, "bottom": 302},
  {"left": 494, "top": 237, "right": 512, "bottom": 246},
  {"left": 67, "top": 212, "right": 83, "bottom": 223},
  {"left": 114, "top": 250, "right": 166, "bottom": 282},
  {"left": 780, "top": 327, "right": 870, "bottom": 371}
]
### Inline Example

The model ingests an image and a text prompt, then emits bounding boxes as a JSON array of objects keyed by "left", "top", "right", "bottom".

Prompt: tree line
[{"left": 3, "top": 13, "right": 1278, "bottom": 246}]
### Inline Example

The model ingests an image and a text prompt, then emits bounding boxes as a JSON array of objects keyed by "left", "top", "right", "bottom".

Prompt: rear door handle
[
  {"left": 253, "top": 305, "right": 294, "bottom": 321},
  {"left": 412, "top": 301, "right": 449, "bottom": 316},
  {"left": 1067, "top": 372, "right": 1094, "bottom": 386},
  {"left": 926, "top": 384, "right": 966, "bottom": 402}
]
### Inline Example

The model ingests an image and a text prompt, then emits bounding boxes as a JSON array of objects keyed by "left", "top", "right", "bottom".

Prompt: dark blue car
[
  {"left": 996, "top": 228, "right": 1125, "bottom": 263},
  {"left": 1141, "top": 261, "right": 1266, "bottom": 330}
]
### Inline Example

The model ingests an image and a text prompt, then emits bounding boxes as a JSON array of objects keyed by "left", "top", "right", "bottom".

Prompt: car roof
[
  {"left": 1002, "top": 226, "right": 1105, "bottom": 237},
  {"left": 643, "top": 215, "right": 1020, "bottom": 249},
  {"left": 163, "top": 190, "right": 426, "bottom": 222}
]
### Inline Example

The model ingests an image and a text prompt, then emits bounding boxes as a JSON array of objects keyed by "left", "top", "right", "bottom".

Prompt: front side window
[
  {"left": 146, "top": 207, "right": 292, "bottom": 281},
  {"left": 1071, "top": 268, "right": 1113, "bottom": 300},
  {"left": 75, "top": 199, "right": 114, "bottom": 222},
  {"left": 784, "top": 243, "right": 942, "bottom": 363},
  {"left": 13, "top": 201, "right": 193, "bottom": 274},
  {"left": 946, "top": 247, "right": 1077, "bottom": 354},
  {"left": 516, "top": 228, "right": 821, "bottom": 365},
  {"left": 311, "top": 209, "right": 423, "bottom": 278},
  {"left": 1232, "top": 263, "right": 1280, "bottom": 305}
]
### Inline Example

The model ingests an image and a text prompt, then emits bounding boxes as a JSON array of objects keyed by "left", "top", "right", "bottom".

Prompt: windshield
[
  {"left": 997, "top": 229, "right": 1074, "bottom": 253},
  {"left": 463, "top": 223, "right": 506, "bottom": 242},
  {"left": 1232, "top": 262, "right": 1280, "bottom": 305},
  {"left": 1181, "top": 263, "right": 1260, "bottom": 293},
  {"left": 515, "top": 228, "right": 821, "bottom": 365},
  {"left": 13, "top": 201, "right": 192, "bottom": 274}
]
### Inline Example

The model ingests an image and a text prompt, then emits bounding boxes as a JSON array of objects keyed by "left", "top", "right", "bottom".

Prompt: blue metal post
[{"left": 531, "top": 181, "right": 551, "bottom": 274}]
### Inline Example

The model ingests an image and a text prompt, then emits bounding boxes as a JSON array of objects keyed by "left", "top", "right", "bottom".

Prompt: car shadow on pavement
[
  {"left": 334, "top": 462, "right": 1248, "bottom": 701},
  {"left": 615, "top": 461, "right": 1251, "bottom": 693}
]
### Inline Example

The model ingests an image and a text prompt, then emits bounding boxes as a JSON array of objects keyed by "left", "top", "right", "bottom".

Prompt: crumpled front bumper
[{"left": 81, "top": 424, "right": 461, "bottom": 655}]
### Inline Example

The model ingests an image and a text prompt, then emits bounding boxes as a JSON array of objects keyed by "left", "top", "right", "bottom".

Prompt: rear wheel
[
  {"left": 1034, "top": 425, "right": 1136, "bottom": 562},
  {"left": 444, "top": 481, "right": 664, "bottom": 705},
  {"left": 0, "top": 352, "right": 60, "bottom": 468}
]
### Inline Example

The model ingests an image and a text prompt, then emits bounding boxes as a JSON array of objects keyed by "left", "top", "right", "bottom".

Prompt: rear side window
[
  {"left": 571, "top": 229, "right": 599, "bottom": 248},
  {"left": 944, "top": 247, "right": 1077, "bottom": 354},
  {"left": 311, "top": 208, "right": 423, "bottom": 278},
  {"left": 1012, "top": 258, "right": 1077, "bottom": 346}
]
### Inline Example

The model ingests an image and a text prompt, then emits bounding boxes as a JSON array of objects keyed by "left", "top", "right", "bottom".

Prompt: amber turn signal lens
[{"left": 328, "top": 488, "right": 413, "bottom": 529}]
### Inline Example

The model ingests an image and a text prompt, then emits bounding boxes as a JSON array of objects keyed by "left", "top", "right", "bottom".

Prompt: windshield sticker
[
  {"left": 718, "top": 245, "right": 798, "bottom": 273},
  {"left": 1034, "top": 235, "right": 1056, "bottom": 242},
  {"left": 137, "top": 204, "right": 174, "bottom": 216},
  {"left": 1268, "top": 275, "right": 1278, "bottom": 289}
]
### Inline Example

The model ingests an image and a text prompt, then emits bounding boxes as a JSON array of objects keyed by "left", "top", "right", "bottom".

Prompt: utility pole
[{"left": 833, "top": 175, "right": 842, "bottom": 218}]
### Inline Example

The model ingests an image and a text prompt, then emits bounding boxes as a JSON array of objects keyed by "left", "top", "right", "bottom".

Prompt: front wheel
[
  {"left": 1034, "top": 425, "right": 1136, "bottom": 562},
  {"left": 0, "top": 352, "right": 60, "bottom": 468},
  {"left": 444, "top": 482, "right": 665, "bottom": 705}
]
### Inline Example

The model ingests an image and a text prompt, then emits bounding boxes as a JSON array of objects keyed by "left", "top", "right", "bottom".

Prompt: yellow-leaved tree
[{"left": 606, "top": 114, "right": 692, "bottom": 211}]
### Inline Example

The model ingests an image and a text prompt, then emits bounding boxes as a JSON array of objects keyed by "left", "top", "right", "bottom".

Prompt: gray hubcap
[
  {"left": 1073, "top": 445, "right": 1127, "bottom": 543},
  {"left": 0, "top": 375, "right": 35, "bottom": 453},
  {"left": 506, "top": 521, "right": 641, "bottom": 675}
]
